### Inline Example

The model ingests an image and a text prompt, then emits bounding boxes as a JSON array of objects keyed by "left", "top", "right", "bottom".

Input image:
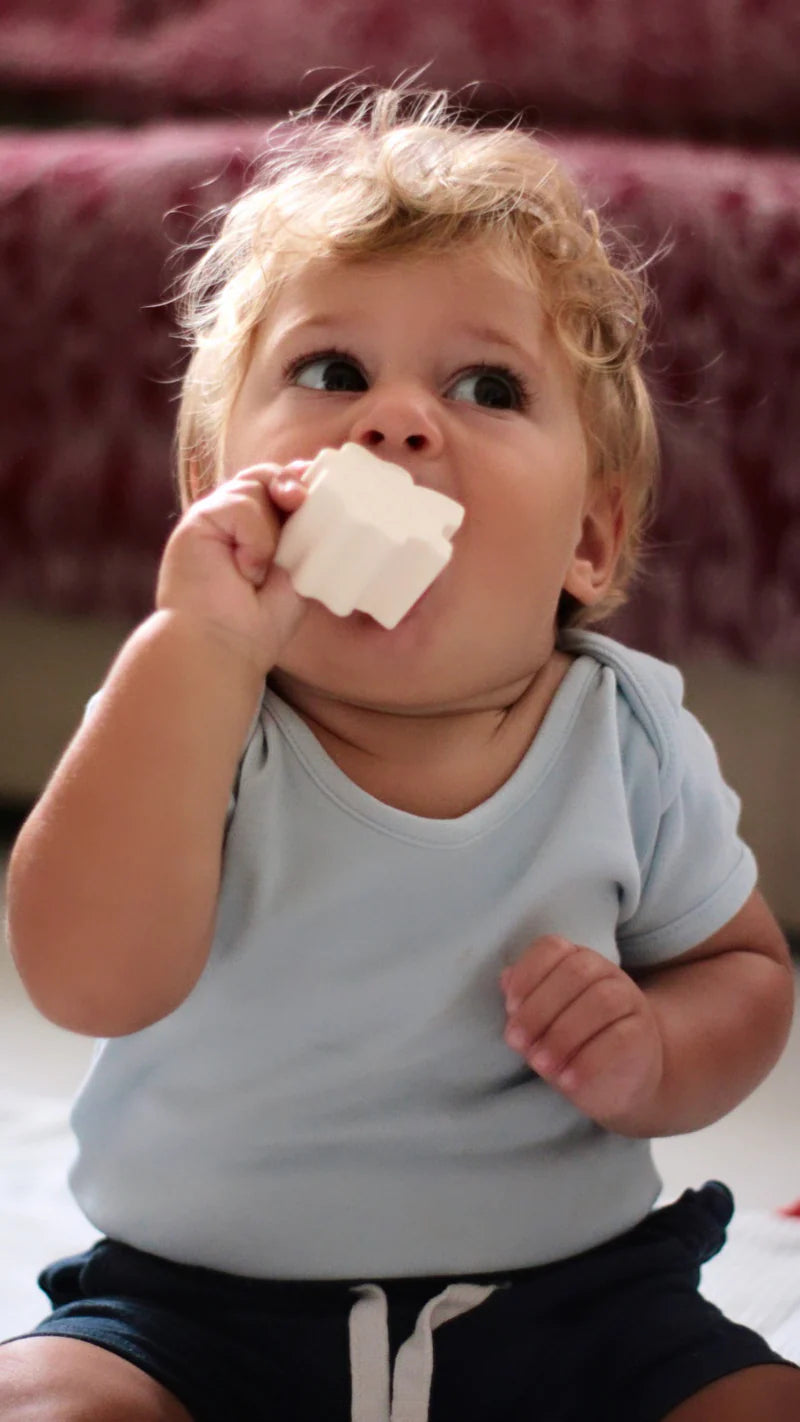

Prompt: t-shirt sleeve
[{"left": 617, "top": 703, "right": 757, "bottom": 969}]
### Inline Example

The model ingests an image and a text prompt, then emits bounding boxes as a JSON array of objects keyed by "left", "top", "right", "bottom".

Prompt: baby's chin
[
  {"left": 273, "top": 588, "right": 440, "bottom": 673},
  {"left": 268, "top": 666, "right": 461, "bottom": 719},
  {"left": 268, "top": 654, "right": 552, "bottom": 724},
  {"left": 270, "top": 591, "right": 562, "bottom": 718}
]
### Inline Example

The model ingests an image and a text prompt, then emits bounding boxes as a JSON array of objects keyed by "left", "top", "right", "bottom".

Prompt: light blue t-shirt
[{"left": 69, "top": 632, "right": 757, "bottom": 1278}]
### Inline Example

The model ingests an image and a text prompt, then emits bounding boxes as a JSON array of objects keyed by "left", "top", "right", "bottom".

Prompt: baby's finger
[
  {"left": 235, "top": 462, "right": 311, "bottom": 515},
  {"left": 521, "top": 974, "right": 638, "bottom": 1081},
  {"left": 267, "top": 472, "right": 309, "bottom": 515},
  {"left": 501, "top": 934, "right": 579, "bottom": 1013},
  {"left": 188, "top": 478, "right": 280, "bottom": 588},
  {"left": 547, "top": 1012, "right": 650, "bottom": 1093},
  {"left": 504, "top": 945, "right": 621, "bottom": 1052},
  {"left": 222, "top": 496, "right": 279, "bottom": 589}
]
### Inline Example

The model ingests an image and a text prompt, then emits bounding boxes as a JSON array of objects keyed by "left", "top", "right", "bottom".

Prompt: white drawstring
[
  {"left": 349, "top": 1281, "right": 498, "bottom": 1422},
  {"left": 350, "top": 1285, "right": 391, "bottom": 1422}
]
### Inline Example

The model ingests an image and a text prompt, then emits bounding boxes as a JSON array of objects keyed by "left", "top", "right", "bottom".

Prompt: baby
[{"left": 2, "top": 85, "right": 799, "bottom": 1422}]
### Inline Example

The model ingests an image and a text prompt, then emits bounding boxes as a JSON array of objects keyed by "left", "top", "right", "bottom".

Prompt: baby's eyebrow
[
  {"left": 254, "top": 314, "right": 359, "bottom": 373},
  {"left": 452, "top": 323, "right": 543, "bottom": 371},
  {"left": 271, "top": 314, "right": 359, "bottom": 345},
  {"left": 265, "top": 314, "right": 544, "bottom": 377}
]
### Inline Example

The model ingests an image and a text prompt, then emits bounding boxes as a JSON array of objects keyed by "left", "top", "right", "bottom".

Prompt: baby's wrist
[{"left": 142, "top": 607, "right": 271, "bottom": 698}]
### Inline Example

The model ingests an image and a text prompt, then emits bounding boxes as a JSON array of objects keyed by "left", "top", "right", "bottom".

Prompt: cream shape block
[{"left": 274, "top": 444, "right": 465, "bottom": 628}]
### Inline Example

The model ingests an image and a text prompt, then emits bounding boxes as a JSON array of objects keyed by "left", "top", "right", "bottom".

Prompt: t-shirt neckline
[{"left": 262, "top": 653, "right": 600, "bottom": 846}]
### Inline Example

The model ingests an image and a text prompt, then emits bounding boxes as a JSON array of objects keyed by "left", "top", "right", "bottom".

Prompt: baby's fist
[
  {"left": 156, "top": 463, "right": 309, "bottom": 671},
  {"left": 500, "top": 935, "right": 664, "bottom": 1133}
]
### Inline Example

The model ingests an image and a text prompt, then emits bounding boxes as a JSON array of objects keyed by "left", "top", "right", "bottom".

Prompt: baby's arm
[
  {"left": 501, "top": 888, "right": 794, "bottom": 1137},
  {"left": 7, "top": 465, "right": 308, "bottom": 1038}
]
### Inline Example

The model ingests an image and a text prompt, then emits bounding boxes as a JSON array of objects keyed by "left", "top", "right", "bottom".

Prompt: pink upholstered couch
[{"left": 1, "top": 1, "right": 799, "bottom": 663}]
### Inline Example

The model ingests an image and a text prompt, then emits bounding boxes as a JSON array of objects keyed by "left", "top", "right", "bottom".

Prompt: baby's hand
[
  {"left": 156, "top": 463, "right": 310, "bottom": 671},
  {"left": 500, "top": 936, "right": 664, "bottom": 1132}
]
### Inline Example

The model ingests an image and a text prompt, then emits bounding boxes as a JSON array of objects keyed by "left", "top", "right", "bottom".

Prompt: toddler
[{"left": 2, "top": 85, "right": 799, "bottom": 1422}]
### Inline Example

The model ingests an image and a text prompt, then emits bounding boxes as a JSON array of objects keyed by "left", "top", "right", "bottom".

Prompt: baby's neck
[{"left": 271, "top": 650, "right": 574, "bottom": 818}]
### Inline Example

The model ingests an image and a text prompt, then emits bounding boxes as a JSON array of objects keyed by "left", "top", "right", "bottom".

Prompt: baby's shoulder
[{"left": 560, "top": 630, "right": 687, "bottom": 807}]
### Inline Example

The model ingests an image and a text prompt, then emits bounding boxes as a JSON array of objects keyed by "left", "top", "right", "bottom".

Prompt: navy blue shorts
[{"left": 11, "top": 1183, "right": 793, "bottom": 1422}]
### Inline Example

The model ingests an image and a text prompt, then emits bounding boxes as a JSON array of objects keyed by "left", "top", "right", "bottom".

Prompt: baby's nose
[
  {"left": 348, "top": 386, "right": 444, "bottom": 458},
  {"left": 361, "top": 428, "right": 427, "bottom": 451}
]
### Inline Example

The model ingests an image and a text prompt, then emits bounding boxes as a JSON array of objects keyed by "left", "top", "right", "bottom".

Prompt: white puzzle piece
[{"left": 274, "top": 444, "right": 465, "bottom": 628}]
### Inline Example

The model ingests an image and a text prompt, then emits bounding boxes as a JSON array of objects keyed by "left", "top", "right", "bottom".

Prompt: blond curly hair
[{"left": 175, "top": 84, "right": 658, "bottom": 622}]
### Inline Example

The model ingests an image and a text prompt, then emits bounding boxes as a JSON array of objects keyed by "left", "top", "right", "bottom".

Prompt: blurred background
[{"left": 0, "top": 0, "right": 798, "bottom": 1206}]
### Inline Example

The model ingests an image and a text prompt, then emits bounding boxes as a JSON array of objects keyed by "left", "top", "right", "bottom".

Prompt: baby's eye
[
  {"left": 447, "top": 367, "right": 527, "bottom": 411},
  {"left": 291, "top": 353, "right": 368, "bottom": 393}
]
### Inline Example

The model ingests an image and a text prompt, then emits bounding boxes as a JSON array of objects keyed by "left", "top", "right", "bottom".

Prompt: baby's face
[{"left": 224, "top": 243, "right": 620, "bottom": 714}]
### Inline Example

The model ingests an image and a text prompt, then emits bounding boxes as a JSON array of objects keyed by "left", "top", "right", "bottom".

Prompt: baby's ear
[{"left": 563, "top": 483, "right": 624, "bottom": 608}]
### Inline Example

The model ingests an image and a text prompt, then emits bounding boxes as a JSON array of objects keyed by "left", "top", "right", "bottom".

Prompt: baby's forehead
[
  {"left": 255, "top": 242, "right": 547, "bottom": 348},
  {"left": 275, "top": 238, "right": 539, "bottom": 292}
]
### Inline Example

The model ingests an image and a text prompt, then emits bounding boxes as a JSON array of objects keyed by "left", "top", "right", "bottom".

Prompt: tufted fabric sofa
[{"left": 1, "top": 0, "right": 799, "bottom": 665}]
